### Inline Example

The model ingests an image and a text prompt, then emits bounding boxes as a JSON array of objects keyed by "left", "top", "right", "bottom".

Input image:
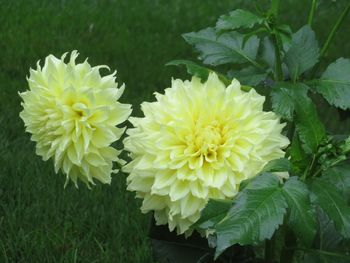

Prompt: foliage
[
  {"left": 164, "top": 0, "right": 350, "bottom": 262},
  {"left": 5, "top": 0, "right": 350, "bottom": 262},
  {"left": 310, "top": 58, "right": 350, "bottom": 110},
  {"left": 1, "top": 1, "right": 246, "bottom": 262}
]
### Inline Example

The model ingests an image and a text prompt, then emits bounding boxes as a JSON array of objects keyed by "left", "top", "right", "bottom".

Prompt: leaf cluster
[{"left": 163, "top": 2, "right": 350, "bottom": 263}]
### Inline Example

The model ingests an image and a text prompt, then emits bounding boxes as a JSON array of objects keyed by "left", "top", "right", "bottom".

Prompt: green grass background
[{"left": 1, "top": 0, "right": 350, "bottom": 262}]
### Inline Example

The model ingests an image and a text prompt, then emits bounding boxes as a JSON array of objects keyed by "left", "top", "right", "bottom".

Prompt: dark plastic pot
[{"left": 149, "top": 218, "right": 266, "bottom": 263}]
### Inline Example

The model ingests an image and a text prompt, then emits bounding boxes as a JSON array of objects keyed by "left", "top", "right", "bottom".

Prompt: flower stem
[
  {"left": 286, "top": 123, "right": 295, "bottom": 142},
  {"left": 313, "top": 167, "right": 322, "bottom": 178},
  {"left": 320, "top": 3, "right": 350, "bottom": 58},
  {"left": 265, "top": 238, "right": 274, "bottom": 262},
  {"left": 307, "top": 0, "right": 317, "bottom": 27},
  {"left": 268, "top": 0, "right": 283, "bottom": 81},
  {"left": 302, "top": 154, "right": 316, "bottom": 181},
  {"left": 270, "top": 0, "right": 280, "bottom": 17},
  {"left": 280, "top": 227, "right": 296, "bottom": 263},
  {"left": 272, "top": 31, "right": 283, "bottom": 81}
]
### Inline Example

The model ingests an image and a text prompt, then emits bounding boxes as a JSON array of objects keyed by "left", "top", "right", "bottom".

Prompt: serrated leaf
[
  {"left": 289, "top": 133, "right": 309, "bottom": 174},
  {"left": 310, "top": 58, "right": 350, "bottom": 110},
  {"left": 261, "top": 33, "right": 290, "bottom": 75},
  {"left": 262, "top": 158, "right": 292, "bottom": 173},
  {"left": 282, "top": 177, "right": 317, "bottom": 246},
  {"left": 294, "top": 91, "right": 326, "bottom": 153},
  {"left": 290, "top": 133, "right": 307, "bottom": 162},
  {"left": 284, "top": 25, "right": 319, "bottom": 82},
  {"left": 227, "top": 66, "right": 267, "bottom": 86},
  {"left": 316, "top": 208, "right": 343, "bottom": 250},
  {"left": 242, "top": 27, "right": 268, "bottom": 45},
  {"left": 270, "top": 82, "right": 325, "bottom": 153},
  {"left": 276, "top": 24, "right": 292, "bottom": 51},
  {"left": 261, "top": 26, "right": 292, "bottom": 69},
  {"left": 261, "top": 37, "right": 276, "bottom": 69},
  {"left": 302, "top": 249, "right": 350, "bottom": 263},
  {"left": 183, "top": 28, "right": 260, "bottom": 66},
  {"left": 214, "top": 174, "right": 287, "bottom": 258},
  {"left": 322, "top": 163, "right": 350, "bottom": 204},
  {"left": 270, "top": 82, "right": 308, "bottom": 120},
  {"left": 238, "top": 171, "right": 279, "bottom": 192},
  {"left": 166, "top": 60, "right": 230, "bottom": 85},
  {"left": 193, "top": 199, "right": 231, "bottom": 230},
  {"left": 277, "top": 24, "right": 293, "bottom": 37},
  {"left": 216, "top": 9, "right": 263, "bottom": 31},
  {"left": 311, "top": 179, "right": 350, "bottom": 238},
  {"left": 340, "top": 136, "right": 350, "bottom": 154},
  {"left": 166, "top": 60, "right": 211, "bottom": 81}
]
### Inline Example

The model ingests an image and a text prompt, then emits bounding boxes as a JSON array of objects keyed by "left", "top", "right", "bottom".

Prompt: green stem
[
  {"left": 280, "top": 227, "right": 296, "bottom": 263},
  {"left": 272, "top": 31, "right": 283, "bottom": 81},
  {"left": 268, "top": 0, "right": 283, "bottom": 81},
  {"left": 320, "top": 3, "right": 350, "bottom": 58},
  {"left": 270, "top": 0, "right": 280, "bottom": 17},
  {"left": 313, "top": 168, "right": 322, "bottom": 178},
  {"left": 250, "top": 60, "right": 266, "bottom": 72},
  {"left": 312, "top": 157, "right": 346, "bottom": 177},
  {"left": 307, "top": 0, "right": 317, "bottom": 27},
  {"left": 301, "top": 154, "right": 316, "bottom": 181},
  {"left": 265, "top": 238, "right": 274, "bottom": 262},
  {"left": 286, "top": 123, "right": 295, "bottom": 142}
]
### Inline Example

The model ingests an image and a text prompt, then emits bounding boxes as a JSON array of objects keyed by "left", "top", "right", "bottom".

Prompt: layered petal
[
  {"left": 124, "top": 72, "right": 289, "bottom": 234},
  {"left": 20, "top": 51, "right": 131, "bottom": 187}
]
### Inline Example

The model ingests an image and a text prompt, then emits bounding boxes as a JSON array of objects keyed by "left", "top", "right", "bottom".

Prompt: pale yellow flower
[
  {"left": 123, "top": 72, "right": 289, "bottom": 235},
  {"left": 20, "top": 51, "right": 131, "bottom": 187}
]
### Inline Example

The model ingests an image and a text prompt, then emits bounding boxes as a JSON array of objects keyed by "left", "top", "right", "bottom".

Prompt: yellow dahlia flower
[
  {"left": 123, "top": 72, "right": 289, "bottom": 235},
  {"left": 20, "top": 51, "right": 131, "bottom": 187}
]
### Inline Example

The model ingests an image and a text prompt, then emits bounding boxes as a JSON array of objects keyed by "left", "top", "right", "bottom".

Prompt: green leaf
[
  {"left": 302, "top": 249, "right": 350, "bottom": 263},
  {"left": 270, "top": 82, "right": 308, "bottom": 121},
  {"left": 282, "top": 177, "right": 317, "bottom": 246},
  {"left": 262, "top": 158, "right": 292, "bottom": 173},
  {"left": 261, "top": 37, "right": 276, "bottom": 69},
  {"left": 310, "top": 58, "right": 350, "bottom": 110},
  {"left": 289, "top": 133, "right": 309, "bottom": 174},
  {"left": 311, "top": 178, "right": 350, "bottom": 238},
  {"left": 166, "top": 60, "right": 231, "bottom": 85},
  {"left": 227, "top": 66, "right": 267, "bottom": 86},
  {"left": 166, "top": 60, "right": 211, "bottom": 81},
  {"left": 214, "top": 174, "right": 287, "bottom": 258},
  {"left": 261, "top": 36, "right": 290, "bottom": 70},
  {"left": 270, "top": 82, "right": 325, "bottom": 153},
  {"left": 193, "top": 199, "right": 231, "bottom": 230},
  {"left": 242, "top": 27, "right": 268, "bottom": 45},
  {"left": 322, "top": 163, "right": 350, "bottom": 204},
  {"left": 284, "top": 25, "right": 319, "bottom": 82},
  {"left": 340, "top": 136, "right": 350, "bottom": 154},
  {"left": 276, "top": 24, "right": 293, "bottom": 39},
  {"left": 289, "top": 133, "right": 306, "bottom": 162},
  {"left": 216, "top": 9, "right": 263, "bottom": 31},
  {"left": 277, "top": 25, "right": 293, "bottom": 51},
  {"left": 182, "top": 28, "right": 260, "bottom": 67},
  {"left": 316, "top": 208, "right": 343, "bottom": 250},
  {"left": 239, "top": 172, "right": 280, "bottom": 191},
  {"left": 294, "top": 90, "right": 326, "bottom": 154}
]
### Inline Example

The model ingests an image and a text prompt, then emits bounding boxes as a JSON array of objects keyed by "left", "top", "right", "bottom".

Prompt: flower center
[
  {"left": 72, "top": 102, "right": 87, "bottom": 118},
  {"left": 63, "top": 94, "right": 90, "bottom": 119},
  {"left": 191, "top": 121, "right": 224, "bottom": 163}
]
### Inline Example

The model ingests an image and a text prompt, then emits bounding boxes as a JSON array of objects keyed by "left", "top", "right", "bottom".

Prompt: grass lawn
[{"left": 1, "top": 0, "right": 350, "bottom": 262}]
